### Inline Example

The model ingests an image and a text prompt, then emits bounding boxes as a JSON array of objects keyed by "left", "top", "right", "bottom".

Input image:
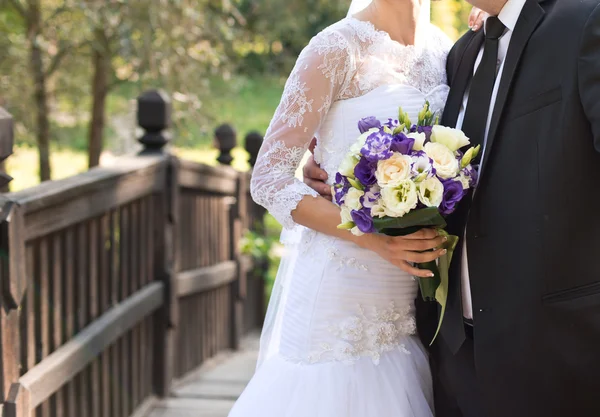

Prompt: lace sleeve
[{"left": 250, "top": 29, "right": 355, "bottom": 229}]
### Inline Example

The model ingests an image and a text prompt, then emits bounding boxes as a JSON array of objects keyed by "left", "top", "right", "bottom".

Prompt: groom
[{"left": 303, "top": 0, "right": 600, "bottom": 416}]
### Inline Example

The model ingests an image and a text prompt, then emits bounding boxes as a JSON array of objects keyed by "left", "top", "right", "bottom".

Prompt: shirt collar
[{"left": 497, "top": 0, "right": 527, "bottom": 32}]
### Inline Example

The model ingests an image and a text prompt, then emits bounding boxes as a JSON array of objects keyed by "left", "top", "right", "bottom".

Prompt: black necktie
[
  {"left": 461, "top": 16, "right": 506, "bottom": 149},
  {"left": 440, "top": 17, "right": 507, "bottom": 354}
]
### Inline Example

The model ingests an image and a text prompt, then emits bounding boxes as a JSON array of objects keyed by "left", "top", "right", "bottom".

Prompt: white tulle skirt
[{"left": 228, "top": 335, "right": 434, "bottom": 417}]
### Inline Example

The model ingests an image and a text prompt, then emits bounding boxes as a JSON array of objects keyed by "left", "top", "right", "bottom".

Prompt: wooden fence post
[
  {"left": 214, "top": 124, "right": 236, "bottom": 166},
  {"left": 244, "top": 131, "right": 266, "bottom": 233},
  {"left": 244, "top": 131, "right": 262, "bottom": 169},
  {"left": 0, "top": 109, "right": 27, "bottom": 417},
  {"left": 215, "top": 125, "right": 244, "bottom": 348},
  {"left": 0, "top": 108, "right": 14, "bottom": 192},
  {"left": 244, "top": 132, "right": 268, "bottom": 329},
  {"left": 137, "top": 90, "right": 178, "bottom": 397}
]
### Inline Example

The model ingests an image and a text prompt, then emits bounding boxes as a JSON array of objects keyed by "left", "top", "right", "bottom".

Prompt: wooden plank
[
  {"left": 77, "top": 223, "right": 89, "bottom": 331},
  {"left": 176, "top": 261, "right": 237, "bottom": 297},
  {"left": 25, "top": 244, "right": 35, "bottom": 373},
  {"left": 63, "top": 227, "right": 76, "bottom": 417},
  {"left": 177, "top": 169, "right": 237, "bottom": 195},
  {"left": 120, "top": 204, "right": 131, "bottom": 416},
  {"left": 9, "top": 156, "right": 165, "bottom": 209},
  {"left": 9, "top": 157, "right": 167, "bottom": 241},
  {"left": 110, "top": 343, "right": 119, "bottom": 417},
  {"left": 38, "top": 238, "right": 51, "bottom": 417},
  {"left": 15, "top": 282, "right": 164, "bottom": 409},
  {"left": 147, "top": 398, "right": 235, "bottom": 417}
]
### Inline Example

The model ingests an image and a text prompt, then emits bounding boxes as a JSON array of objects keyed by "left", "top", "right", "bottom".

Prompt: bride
[{"left": 230, "top": 1, "right": 483, "bottom": 416}]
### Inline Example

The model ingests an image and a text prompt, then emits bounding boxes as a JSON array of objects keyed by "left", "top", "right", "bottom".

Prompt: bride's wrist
[{"left": 350, "top": 232, "right": 378, "bottom": 251}]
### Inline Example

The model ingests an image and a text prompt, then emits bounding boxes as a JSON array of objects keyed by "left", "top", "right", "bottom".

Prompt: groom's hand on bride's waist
[{"left": 303, "top": 138, "right": 332, "bottom": 201}]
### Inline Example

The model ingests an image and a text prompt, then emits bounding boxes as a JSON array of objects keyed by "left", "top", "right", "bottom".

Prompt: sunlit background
[{"left": 0, "top": 0, "right": 473, "bottom": 191}]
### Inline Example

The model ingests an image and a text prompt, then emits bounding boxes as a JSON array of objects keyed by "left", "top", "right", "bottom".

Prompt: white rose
[
  {"left": 339, "top": 153, "right": 359, "bottom": 177},
  {"left": 418, "top": 176, "right": 444, "bottom": 207},
  {"left": 350, "top": 128, "right": 379, "bottom": 154},
  {"left": 345, "top": 187, "right": 364, "bottom": 211},
  {"left": 430, "top": 125, "right": 470, "bottom": 152},
  {"left": 340, "top": 206, "right": 353, "bottom": 224},
  {"left": 407, "top": 131, "right": 426, "bottom": 151},
  {"left": 424, "top": 142, "right": 460, "bottom": 180},
  {"left": 351, "top": 226, "right": 364, "bottom": 236},
  {"left": 376, "top": 153, "right": 412, "bottom": 188},
  {"left": 381, "top": 180, "right": 418, "bottom": 218},
  {"left": 370, "top": 202, "right": 387, "bottom": 218}
]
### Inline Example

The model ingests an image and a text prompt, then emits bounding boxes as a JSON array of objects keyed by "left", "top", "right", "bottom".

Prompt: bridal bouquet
[{"left": 334, "top": 102, "right": 479, "bottom": 343}]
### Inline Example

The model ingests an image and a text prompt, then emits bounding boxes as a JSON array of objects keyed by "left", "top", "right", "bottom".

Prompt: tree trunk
[
  {"left": 88, "top": 34, "right": 109, "bottom": 169},
  {"left": 27, "top": 0, "right": 51, "bottom": 181}
]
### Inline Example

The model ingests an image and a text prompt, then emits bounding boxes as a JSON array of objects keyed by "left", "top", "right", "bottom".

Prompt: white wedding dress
[{"left": 229, "top": 15, "right": 452, "bottom": 417}]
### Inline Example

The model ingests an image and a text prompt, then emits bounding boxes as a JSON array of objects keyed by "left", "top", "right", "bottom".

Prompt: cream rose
[
  {"left": 345, "top": 187, "right": 364, "bottom": 211},
  {"left": 375, "top": 153, "right": 412, "bottom": 188},
  {"left": 381, "top": 180, "right": 418, "bottom": 218},
  {"left": 418, "top": 176, "right": 444, "bottom": 207},
  {"left": 407, "top": 131, "right": 426, "bottom": 151},
  {"left": 430, "top": 125, "right": 470, "bottom": 152},
  {"left": 424, "top": 142, "right": 460, "bottom": 180}
]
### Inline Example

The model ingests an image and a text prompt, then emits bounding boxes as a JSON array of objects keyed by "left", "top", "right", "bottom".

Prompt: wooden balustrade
[{"left": 0, "top": 92, "right": 267, "bottom": 417}]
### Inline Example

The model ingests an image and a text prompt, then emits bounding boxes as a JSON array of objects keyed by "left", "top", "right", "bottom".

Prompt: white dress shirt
[{"left": 454, "top": 0, "right": 527, "bottom": 320}]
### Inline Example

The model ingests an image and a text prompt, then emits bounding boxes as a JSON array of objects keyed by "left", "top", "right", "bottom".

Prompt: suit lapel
[
  {"left": 442, "top": 31, "right": 484, "bottom": 127},
  {"left": 478, "top": 0, "right": 546, "bottom": 180}
]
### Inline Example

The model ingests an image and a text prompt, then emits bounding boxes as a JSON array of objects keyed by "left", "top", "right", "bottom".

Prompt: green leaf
[
  {"left": 337, "top": 221, "right": 355, "bottom": 230},
  {"left": 429, "top": 232, "right": 460, "bottom": 345},
  {"left": 347, "top": 178, "right": 364, "bottom": 191},
  {"left": 417, "top": 261, "right": 441, "bottom": 302},
  {"left": 372, "top": 207, "right": 447, "bottom": 232}
]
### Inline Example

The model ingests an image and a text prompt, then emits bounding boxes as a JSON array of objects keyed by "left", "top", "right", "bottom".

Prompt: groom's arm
[{"left": 578, "top": 3, "right": 600, "bottom": 152}]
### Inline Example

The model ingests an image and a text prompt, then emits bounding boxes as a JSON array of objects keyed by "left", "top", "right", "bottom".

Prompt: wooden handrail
[
  {"left": 7, "top": 283, "right": 164, "bottom": 410},
  {"left": 0, "top": 90, "right": 268, "bottom": 417}
]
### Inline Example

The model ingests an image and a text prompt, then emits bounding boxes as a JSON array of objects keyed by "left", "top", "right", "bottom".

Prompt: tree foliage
[{"left": 0, "top": 0, "right": 471, "bottom": 181}]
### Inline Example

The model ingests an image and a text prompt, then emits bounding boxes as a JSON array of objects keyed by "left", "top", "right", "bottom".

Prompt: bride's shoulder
[
  {"left": 425, "top": 24, "right": 454, "bottom": 54},
  {"left": 301, "top": 18, "right": 360, "bottom": 57}
]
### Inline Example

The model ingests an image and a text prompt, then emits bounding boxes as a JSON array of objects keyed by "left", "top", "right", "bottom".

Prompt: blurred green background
[{"left": 0, "top": 0, "right": 472, "bottom": 191}]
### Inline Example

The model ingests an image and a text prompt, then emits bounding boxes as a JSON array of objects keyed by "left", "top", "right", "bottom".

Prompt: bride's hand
[
  {"left": 356, "top": 229, "right": 447, "bottom": 278},
  {"left": 469, "top": 7, "right": 488, "bottom": 32}
]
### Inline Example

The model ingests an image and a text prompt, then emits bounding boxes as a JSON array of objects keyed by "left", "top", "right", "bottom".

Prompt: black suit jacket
[{"left": 419, "top": 1, "right": 600, "bottom": 416}]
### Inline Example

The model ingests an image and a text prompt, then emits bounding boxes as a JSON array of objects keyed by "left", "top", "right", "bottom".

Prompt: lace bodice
[{"left": 250, "top": 17, "right": 452, "bottom": 229}]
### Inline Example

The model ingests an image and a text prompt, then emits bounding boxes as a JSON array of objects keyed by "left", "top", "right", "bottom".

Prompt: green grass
[
  {"left": 174, "top": 75, "right": 284, "bottom": 149},
  {"left": 8, "top": 74, "right": 285, "bottom": 191}
]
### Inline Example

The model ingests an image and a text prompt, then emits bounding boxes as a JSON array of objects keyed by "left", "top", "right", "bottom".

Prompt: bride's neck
[{"left": 355, "top": 0, "right": 425, "bottom": 46}]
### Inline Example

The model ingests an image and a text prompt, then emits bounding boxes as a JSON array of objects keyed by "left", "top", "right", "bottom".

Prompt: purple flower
[
  {"left": 390, "top": 132, "right": 415, "bottom": 155},
  {"left": 411, "top": 152, "right": 435, "bottom": 178},
  {"left": 411, "top": 125, "right": 433, "bottom": 142},
  {"left": 361, "top": 130, "right": 393, "bottom": 162},
  {"left": 384, "top": 118, "right": 400, "bottom": 129},
  {"left": 358, "top": 116, "right": 381, "bottom": 134},
  {"left": 440, "top": 179, "right": 467, "bottom": 216},
  {"left": 354, "top": 157, "right": 378, "bottom": 186},
  {"left": 351, "top": 208, "right": 375, "bottom": 234},
  {"left": 333, "top": 173, "right": 350, "bottom": 206},
  {"left": 361, "top": 185, "right": 381, "bottom": 209},
  {"left": 462, "top": 165, "right": 479, "bottom": 188}
]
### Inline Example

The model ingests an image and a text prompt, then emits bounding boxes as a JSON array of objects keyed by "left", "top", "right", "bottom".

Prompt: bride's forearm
[{"left": 291, "top": 195, "right": 367, "bottom": 246}]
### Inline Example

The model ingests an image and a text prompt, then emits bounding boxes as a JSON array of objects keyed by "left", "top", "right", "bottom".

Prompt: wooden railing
[{"left": 0, "top": 93, "right": 267, "bottom": 417}]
